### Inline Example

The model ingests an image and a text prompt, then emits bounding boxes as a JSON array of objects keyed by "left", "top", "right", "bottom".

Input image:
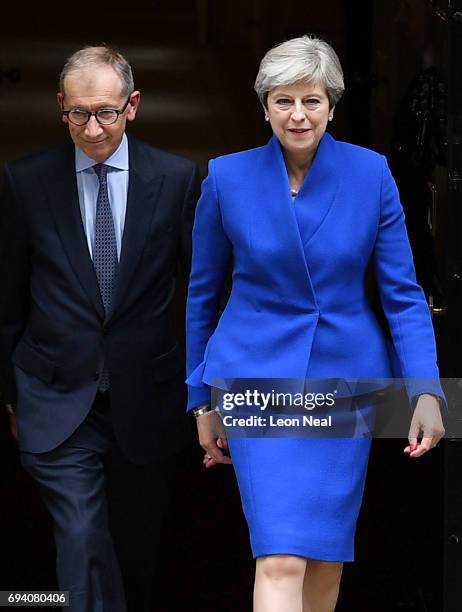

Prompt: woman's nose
[
  {"left": 291, "top": 102, "right": 307, "bottom": 121},
  {"left": 291, "top": 109, "right": 306, "bottom": 121}
]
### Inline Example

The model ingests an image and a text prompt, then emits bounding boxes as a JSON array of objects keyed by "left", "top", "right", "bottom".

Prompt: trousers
[{"left": 20, "top": 392, "right": 172, "bottom": 612}]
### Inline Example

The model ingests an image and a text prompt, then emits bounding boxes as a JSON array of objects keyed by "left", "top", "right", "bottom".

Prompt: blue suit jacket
[{"left": 186, "top": 133, "right": 443, "bottom": 409}]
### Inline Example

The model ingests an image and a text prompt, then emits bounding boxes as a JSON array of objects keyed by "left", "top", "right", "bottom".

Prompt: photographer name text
[{"left": 222, "top": 415, "right": 332, "bottom": 428}]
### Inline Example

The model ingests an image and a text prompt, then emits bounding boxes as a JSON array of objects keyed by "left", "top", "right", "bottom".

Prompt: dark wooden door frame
[{"left": 443, "top": 2, "right": 462, "bottom": 610}]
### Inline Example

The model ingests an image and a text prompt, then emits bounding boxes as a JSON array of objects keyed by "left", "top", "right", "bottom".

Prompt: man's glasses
[{"left": 62, "top": 95, "right": 132, "bottom": 126}]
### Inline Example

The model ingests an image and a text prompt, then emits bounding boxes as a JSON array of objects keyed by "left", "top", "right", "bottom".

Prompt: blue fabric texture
[
  {"left": 185, "top": 133, "right": 444, "bottom": 561},
  {"left": 186, "top": 133, "right": 443, "bottom": 406}
]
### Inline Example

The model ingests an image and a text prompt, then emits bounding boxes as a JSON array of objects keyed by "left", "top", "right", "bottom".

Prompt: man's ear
[
  {"left": 57, "top": 92, "right": 67, "bottom": 123},
  {"left": 126, "top": 91, "right": 141, "bottom": 122}
]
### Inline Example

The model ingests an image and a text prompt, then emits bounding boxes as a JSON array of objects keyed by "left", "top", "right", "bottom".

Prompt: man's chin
[
  {"left": 83, "top": 140, "right": 106, "bottom": 149},
  {"left": 81, "top": 141, "right": 111, "bottom": 162}
]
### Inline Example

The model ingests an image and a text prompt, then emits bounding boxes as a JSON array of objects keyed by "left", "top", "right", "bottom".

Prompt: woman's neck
[{"left": 283, "top": 150, "right": 314, "bottom": 192}]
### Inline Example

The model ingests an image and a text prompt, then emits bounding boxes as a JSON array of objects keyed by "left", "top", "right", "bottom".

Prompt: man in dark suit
[{"left": 0, "top": 45, "right": 199, "bottom": 612}]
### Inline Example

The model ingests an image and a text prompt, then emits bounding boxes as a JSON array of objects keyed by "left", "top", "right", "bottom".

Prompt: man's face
[{"left": 57, "top": 65, "right": 140, "bottom": 163}]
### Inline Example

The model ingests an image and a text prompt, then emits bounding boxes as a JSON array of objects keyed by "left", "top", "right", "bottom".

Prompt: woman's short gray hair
[
  {"left": 59, "top": 45, "right": 134, "bottom": 98},
  {"left": 254, "top": 35, "right": 344, "bottom": 109}
]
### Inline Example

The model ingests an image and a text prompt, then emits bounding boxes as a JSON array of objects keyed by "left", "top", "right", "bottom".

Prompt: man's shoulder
[
  {"left": 5, "top": 141, "right": 73, "bottom": 177},
  {"left": 128, "top": 136, "right": 197, "bottom": 175}
]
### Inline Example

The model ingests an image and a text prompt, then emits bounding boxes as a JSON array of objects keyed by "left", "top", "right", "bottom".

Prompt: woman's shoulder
[
  {"left": 332, "top": 138, "right": 388, "bottom": 185},
  {"left": 335, "top": 138, "right": 385, "bottom": 166},
  {"left": 209, "top": 143, "right": 268, "bottom": 173}
]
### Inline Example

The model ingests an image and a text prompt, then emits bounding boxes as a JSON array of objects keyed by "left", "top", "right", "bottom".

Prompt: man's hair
[{"left": 59, "top": 45, "right": 134, "bottom": 98}]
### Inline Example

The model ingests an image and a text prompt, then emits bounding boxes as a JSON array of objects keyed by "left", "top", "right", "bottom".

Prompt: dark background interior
[{"left": 1, "top": 1, "right": 460, "bottom": 610}]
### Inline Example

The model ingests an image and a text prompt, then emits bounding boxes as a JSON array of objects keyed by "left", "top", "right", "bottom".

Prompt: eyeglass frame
[{"left": 61, "top": 94, "right": 132, "bottom": 126}]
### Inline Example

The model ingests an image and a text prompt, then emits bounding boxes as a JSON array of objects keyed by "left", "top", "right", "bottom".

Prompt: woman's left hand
[
  {"left": 196, "top": 409, "right": 232, "bottom": 468},
  {"left": 404, "top": 393, "right": 445, "bottom": 458}
]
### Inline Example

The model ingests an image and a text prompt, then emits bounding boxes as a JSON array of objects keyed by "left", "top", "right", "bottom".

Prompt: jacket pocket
[
  {"left": 151, "top": 344, "right": 184, "bottom": 382},
  {"left": 12, "top": 340, "right": 55, "bottom": 384}
]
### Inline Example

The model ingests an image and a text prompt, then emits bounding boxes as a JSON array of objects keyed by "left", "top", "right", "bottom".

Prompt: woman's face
[{"left": 266, "top": 81, "right": 332, "bottom": 161}]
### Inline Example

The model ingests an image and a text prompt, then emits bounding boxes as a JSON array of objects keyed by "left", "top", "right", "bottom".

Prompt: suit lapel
[
  {"left": 252, "top": 133, "right": 340, "bottom": 310},
  {"left": 109, "top": 137, "right": 164, "bottom": 318},
  {"left": 45, "top": 143, "right": 105, "bottom": 319},
  {"left": 294, "top": 132, "right": 341, "bottom": 247}
]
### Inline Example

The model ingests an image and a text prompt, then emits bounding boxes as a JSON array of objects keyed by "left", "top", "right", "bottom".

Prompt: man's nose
[{"left": 84, "top": 115, "right": 103, "bottom": 137}]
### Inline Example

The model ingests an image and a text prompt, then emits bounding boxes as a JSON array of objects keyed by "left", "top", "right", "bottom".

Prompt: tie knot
[{"left": 93, "top": 164, "right": 108, "bottom": 181}]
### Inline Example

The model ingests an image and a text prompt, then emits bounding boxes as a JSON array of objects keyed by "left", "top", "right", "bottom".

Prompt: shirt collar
[{"left": 75, "top": 133, "right": 129, "bottom": 173}]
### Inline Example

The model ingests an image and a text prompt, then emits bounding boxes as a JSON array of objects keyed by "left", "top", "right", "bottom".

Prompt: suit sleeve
[
  {"left": 0, "top": 164, "right": 30, "bottom": 406},
  {"left": 179, "top": 162, "right": 201, "bottom": 280},
  {"left": 372, "top": 156, "right": 445, "bottom": 402},
  {"left": 185, "top": 159, "right": 232, "bottom": 410}
]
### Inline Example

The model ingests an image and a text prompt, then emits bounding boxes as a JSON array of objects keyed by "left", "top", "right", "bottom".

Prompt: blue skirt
[{"left": 227, "top": 436, "right": 371, "bottom": 561}]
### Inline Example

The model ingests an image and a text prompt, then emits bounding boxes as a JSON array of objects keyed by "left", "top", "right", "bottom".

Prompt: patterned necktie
[{"left": 93, "top": 163, "right": 118, "bottom": 391}]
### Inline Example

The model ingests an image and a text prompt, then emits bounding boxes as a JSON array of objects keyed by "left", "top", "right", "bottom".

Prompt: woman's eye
[
  {"left": 305, "top": 99, "right": 320, "bottom": 105},
  {"left": 276, "top": 99, "right": 291, "bottom": 105}
]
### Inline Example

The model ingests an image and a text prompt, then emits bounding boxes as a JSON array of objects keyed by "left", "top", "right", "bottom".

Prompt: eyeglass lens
[{"left": 68, "top": 109, "right": 119, "bottom": 125}]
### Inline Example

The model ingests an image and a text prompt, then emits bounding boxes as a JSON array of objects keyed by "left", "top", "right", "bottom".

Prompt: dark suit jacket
[{"left": 0, "top": 135, "right": 200, "bottom": 463}]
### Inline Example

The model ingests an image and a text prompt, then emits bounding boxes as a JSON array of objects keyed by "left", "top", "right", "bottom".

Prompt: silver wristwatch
[{"left": 192, "top": 404, "right": 218, "bottom": 418}]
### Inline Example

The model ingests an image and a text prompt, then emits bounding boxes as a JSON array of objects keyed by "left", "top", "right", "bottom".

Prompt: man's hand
[
  {"left": 404, "top": 393, "right": 445, "bottom": 458},
  {"left": 9, "top": 412, "right": 18, "bottom": 441},
  {"left": 196, "top": 409, "right": 232, "bottom": 468}
]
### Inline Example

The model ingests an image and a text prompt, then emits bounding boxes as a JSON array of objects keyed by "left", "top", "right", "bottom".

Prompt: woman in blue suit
[{"left": 186, "top": 36, "right": 445, "bottom": 612}]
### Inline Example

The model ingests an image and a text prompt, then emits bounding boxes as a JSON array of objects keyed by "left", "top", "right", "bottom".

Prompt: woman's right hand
[{"left": 196, "top": 410, "right": 232, "bottom": 468}]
